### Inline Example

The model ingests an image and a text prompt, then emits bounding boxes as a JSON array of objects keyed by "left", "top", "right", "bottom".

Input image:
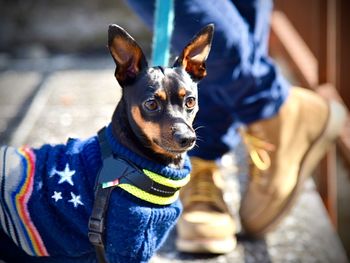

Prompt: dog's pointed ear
[
  {"left": 174, "top": 24, "right": 214, "bottom": 81},
  {"left": 108, "top": 24, "right": 148, "bottom": 86}
]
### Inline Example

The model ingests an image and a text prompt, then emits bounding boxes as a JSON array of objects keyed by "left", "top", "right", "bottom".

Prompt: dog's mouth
[{"left": 152, "top": 139, "right": 195, "bottom": 156}]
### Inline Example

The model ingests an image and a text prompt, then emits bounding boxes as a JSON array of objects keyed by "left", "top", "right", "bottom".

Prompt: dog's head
[{"left": 108, "top": 24, "right": 214, "bottom": 159}]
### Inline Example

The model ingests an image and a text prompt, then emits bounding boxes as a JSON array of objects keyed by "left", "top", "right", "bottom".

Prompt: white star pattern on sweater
[
  {"left": 68, "top": 192, "right": 84, "bottom": 208},
  {"left": 51, "top": 191, "right": 62, "bottom": 202},
  {"left": 56, "top": 164, "right": 76, "bottom": 186}
]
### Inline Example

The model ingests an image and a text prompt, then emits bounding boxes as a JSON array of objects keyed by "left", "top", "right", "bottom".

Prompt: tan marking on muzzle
[
  {"left": 131, "top": 106, "right": 161, "bottom": 139},
  {"left": 131, "top": 106, "right": 179, "bottom": 158}
]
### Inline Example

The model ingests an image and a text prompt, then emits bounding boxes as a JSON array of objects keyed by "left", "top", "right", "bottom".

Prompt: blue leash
[{"left": 152, "top": 0, "right": 174, "bottom": 66}]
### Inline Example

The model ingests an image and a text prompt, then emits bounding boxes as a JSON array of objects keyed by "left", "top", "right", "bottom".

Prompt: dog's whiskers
[{"left": 194, "top": 126, "right": 205, "bottom": 132}]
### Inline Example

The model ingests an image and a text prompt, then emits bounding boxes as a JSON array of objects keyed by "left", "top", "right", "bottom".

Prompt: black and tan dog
[{"left": 0, "top": 24, "right": 214, "bottom": 263}]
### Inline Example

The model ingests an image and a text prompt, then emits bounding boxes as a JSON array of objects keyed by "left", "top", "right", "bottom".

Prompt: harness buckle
[
  {"left": 88, "top": 217, "right": 105, "bottom": 246},
  {"left": 89, "top": 217, "right": 104, "bottom": 233}
]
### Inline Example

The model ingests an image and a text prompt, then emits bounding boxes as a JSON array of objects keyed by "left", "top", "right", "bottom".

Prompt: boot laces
[
  {"left": 240, "top": 129, "right": 275, "bottom": 176},
  {"left": 182, "top": 161, "right": 227, "bottom": 212}
]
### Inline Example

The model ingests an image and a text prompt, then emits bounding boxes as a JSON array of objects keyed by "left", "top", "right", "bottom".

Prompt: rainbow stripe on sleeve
[
  {"left": 15, "top": 147, "right": 49, "bottom": 256},
  {"left": 0, "top": 146, "right": 49, "bottom": 256}
]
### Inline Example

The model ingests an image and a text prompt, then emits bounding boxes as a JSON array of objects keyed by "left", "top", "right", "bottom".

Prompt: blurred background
[{"left": 0, "top": 0, "right": 349, "bottom": 262}]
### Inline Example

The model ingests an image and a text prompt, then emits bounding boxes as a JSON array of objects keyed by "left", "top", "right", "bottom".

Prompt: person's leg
[{"left": 229, "top": 1, "right": 346, "bottom": 236}]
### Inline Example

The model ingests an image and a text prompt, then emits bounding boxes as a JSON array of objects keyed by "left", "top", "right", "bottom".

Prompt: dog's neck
[{"left": 111, "top": 100, "right": 185, "bottom": 169}]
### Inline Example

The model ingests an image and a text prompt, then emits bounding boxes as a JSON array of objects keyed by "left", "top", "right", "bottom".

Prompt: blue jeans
[{"left": 126, "top": 0, "right": 290, "bottom": 160}]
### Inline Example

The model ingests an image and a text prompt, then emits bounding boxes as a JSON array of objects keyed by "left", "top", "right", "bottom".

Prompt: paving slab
[
  {"left": 0, "top": 67, "right": 348, "bottom": 263},
  {"left": 0, "top": 71, "right": 43, "bottom": 143},
  {"left": 18, "top": 69, "right": 119, "bottom": 147}
]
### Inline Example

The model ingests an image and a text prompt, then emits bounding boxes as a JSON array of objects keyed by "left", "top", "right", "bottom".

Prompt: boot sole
[
  {"left": 176, "top": 236, "right": 237, "bottom": 254},
  {"left": 246, "top": 100, "right": 347, "bottom": 236}
]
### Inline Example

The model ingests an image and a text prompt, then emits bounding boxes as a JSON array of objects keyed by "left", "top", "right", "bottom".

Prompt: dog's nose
[{"left": 173, "top": 131, "right": 196, "bottom": 148}]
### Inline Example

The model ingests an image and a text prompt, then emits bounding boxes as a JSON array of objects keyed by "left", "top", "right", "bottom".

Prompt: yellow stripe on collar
[
  {"left": 142, "top": 169, "right": 191, "bottom": 188},
  {"left": 118, "top": 184, "right": 179, "bottom": 205},
  {"left": 117, "top": 169, "right": 190, "bottom": 205}
]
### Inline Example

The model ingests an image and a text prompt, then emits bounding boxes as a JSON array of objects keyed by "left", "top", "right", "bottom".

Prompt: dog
[{"left": 0, "top": 24, "right": 214, "bottom": 263}]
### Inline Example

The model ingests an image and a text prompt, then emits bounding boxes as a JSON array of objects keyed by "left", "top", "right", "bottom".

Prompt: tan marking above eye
[
  {"left": 178, "top": 87, "right": 187, "bottom": 98},
  {"left": 154, "top": 90, "right": 167, "bottom": 101}
]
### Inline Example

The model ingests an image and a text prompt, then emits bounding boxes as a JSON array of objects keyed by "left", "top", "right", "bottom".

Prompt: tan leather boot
[
  {"left": 176, "top": 157, "right": 236, "bottom": 253},
  {"left": 239, "top": 87, "right": 346, "bottom": 236}
]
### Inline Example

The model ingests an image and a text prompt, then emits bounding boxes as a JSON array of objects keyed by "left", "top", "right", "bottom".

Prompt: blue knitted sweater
[{"left": 0, "top": 124, "right": 191, "bottom": 263}]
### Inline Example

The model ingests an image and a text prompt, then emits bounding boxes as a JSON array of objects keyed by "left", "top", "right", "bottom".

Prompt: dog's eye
[
  {"left": 185, "top": 97, "right": 196, "bottom": 109},
  {"left": 144, "top": 99, "right": 160, "bottom": 112}
]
